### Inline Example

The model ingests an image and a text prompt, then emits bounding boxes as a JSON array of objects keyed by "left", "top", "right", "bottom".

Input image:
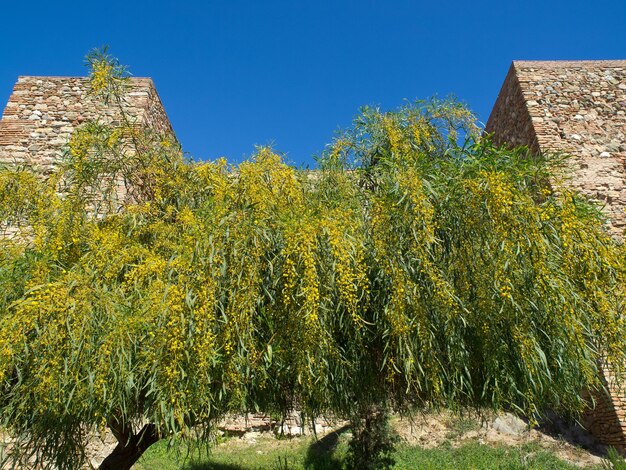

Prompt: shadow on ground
[
  {"left": 303, "top": 425, "right": 350, "bottom": 470},
  {"left": 537, "top": 412, "right": 607, "bottom": 459},
  {"left": 184, "top": 464, "right": 244, "bottom": 470},
  {"left": 182, "top": 425, "right": 351, "bottom": 470}
]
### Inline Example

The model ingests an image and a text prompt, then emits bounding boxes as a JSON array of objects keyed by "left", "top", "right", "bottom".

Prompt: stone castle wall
[
  {"left": 487, "top": 59, "right": 626, "bottom": 452},
  {"left": 484, "top": 64, "right": 541, "bottom": 153},
  {"left": 0, "top": 76, "right": 174, "bottom": 173},
  {"left": 486, "top": 60, "right": 626, "bottom": 238},
  {"left": 0, "top": 75, "right": 175, "bottom": 240},
  {"left": 583, "top": 365, "right": 626, "bottom": 451}
]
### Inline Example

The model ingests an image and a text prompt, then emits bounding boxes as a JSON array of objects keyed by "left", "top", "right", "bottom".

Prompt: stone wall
[
  {"left": 484, "top": 64, "right": 541, "bottom": 153},
  {"left": 487, "top": 59, "right": 626, "bottom": 452},
  {"left": 584, "top": 365, "right": 626, "bottom": 451},
  {"left": 0, "top": 75, "right": 175, "bottom": 239},
  {"left": 0, "top": 76, "right": 174, "bottom": 173},
  {"left": 486, "top": 60, "right": 626, "bottom": 239}
]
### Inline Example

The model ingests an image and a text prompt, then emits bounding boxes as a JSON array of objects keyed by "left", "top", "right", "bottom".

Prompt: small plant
[
  {"left": 273, "top": 455, "right": 293, "bottom": 470},
  {"left": 347, "top": 406, "right": 398, "bottom": 470},
  {"left": 602, "top": 446, "right": 626, "bottom": 470},
  {"left": 445, "top": 413, "right": 481, "bottom": 440}
]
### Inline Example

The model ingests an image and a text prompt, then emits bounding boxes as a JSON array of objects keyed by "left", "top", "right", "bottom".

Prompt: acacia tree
[{"left": 0, "top": 51, "right": 624, "bottom": 469}]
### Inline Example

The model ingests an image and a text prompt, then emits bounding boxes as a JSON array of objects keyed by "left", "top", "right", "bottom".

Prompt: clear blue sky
[{"left": 1, "top": 1, "right": 624, "bottom": 167}]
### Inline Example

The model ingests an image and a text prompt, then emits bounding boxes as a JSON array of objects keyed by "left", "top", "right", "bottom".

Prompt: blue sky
[{"left": 1, "top": 1, "right": 624, "bottom": 167}]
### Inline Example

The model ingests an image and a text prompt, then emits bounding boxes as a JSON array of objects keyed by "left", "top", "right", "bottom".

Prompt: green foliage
[
  {"left": 392, "top": 441, "right": 594, "bottom": 470},
  {"left": 0, "top": 50, "right": 624, "bottom": 468},
  {"left": 134, "top": 436, "right": 598, "bottom": 470},
  {"left": 346, "top": 406, "right": 397, "bottom": 469},
  {"left": 602, "top": 447, "right": 626, "bottom": 470}
]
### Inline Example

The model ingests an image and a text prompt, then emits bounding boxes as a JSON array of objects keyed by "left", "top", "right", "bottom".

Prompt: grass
[
  {"left": 393, "top": 441, "right": 596, "bottom": 470},
  {"left": 136, "top": 430, "right": 605, "bottom": 470}
]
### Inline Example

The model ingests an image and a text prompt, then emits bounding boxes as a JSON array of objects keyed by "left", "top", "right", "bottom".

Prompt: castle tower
[
  {"left": 487, "top": 60, "right": 626, "bottom": 451},
  {"left": 486, "top": 60, "right": 626, "bottom": 239},
  {"left": 0, "top": 76, "right": 175, "bottom": 173}
]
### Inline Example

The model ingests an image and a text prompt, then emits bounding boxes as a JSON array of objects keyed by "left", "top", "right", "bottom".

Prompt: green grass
[
  {"left": 393, "top": 441, "right": 595, "bottom": 470},
  {"left": 136, "top": 431, "right": 604, "bottom": 470}
]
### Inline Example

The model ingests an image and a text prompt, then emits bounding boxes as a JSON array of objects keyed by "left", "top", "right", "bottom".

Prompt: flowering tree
[{"left": 0, "top": 51, "right": 624, "bottom": 469}]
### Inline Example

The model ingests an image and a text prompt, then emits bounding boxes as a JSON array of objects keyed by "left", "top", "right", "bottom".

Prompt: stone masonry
[
  {"left": 0, "top": 76, "right": 175, "bottom": 241},
  {"left": 486, "top": 60, "right": 626, "bottom": 452},
  {"left": 0, "top": 76, "right": 174, "bottom": 173},
  {"left": 486, "top": 60, "right": 626, "bottom": 239}
]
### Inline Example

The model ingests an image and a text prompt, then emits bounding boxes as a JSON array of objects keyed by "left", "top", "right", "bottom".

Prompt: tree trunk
[
  {"left": 99, "top": 423, "right": 160, "bottom": 470},
  {"left": 348, "top": 405, "right": 396, "bottom": 470}
]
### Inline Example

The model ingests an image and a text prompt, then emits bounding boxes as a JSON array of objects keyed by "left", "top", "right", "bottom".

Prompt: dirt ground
[{"left": 389, "top": 410, "right": 606, "bottom": 468}]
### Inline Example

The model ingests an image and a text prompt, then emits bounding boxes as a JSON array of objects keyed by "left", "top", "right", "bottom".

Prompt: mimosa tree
[{"left": 0, "top": 51, "right": 624, "bottom": 469}]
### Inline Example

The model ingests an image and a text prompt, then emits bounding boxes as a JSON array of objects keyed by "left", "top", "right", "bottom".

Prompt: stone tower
[
  {"left": 486, "top": 60, "right": 626, "bottom": 450},
  {"left": 0, "top": 76, "right": 174, "bottom": 173},
  {"left": 486, "top": 60, "right": 626, "bottom": 239}
]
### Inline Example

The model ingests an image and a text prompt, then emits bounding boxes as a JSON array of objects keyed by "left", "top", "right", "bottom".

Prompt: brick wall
[{"left": 484, "top": 64, "right": 541, "bottom": 153}]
